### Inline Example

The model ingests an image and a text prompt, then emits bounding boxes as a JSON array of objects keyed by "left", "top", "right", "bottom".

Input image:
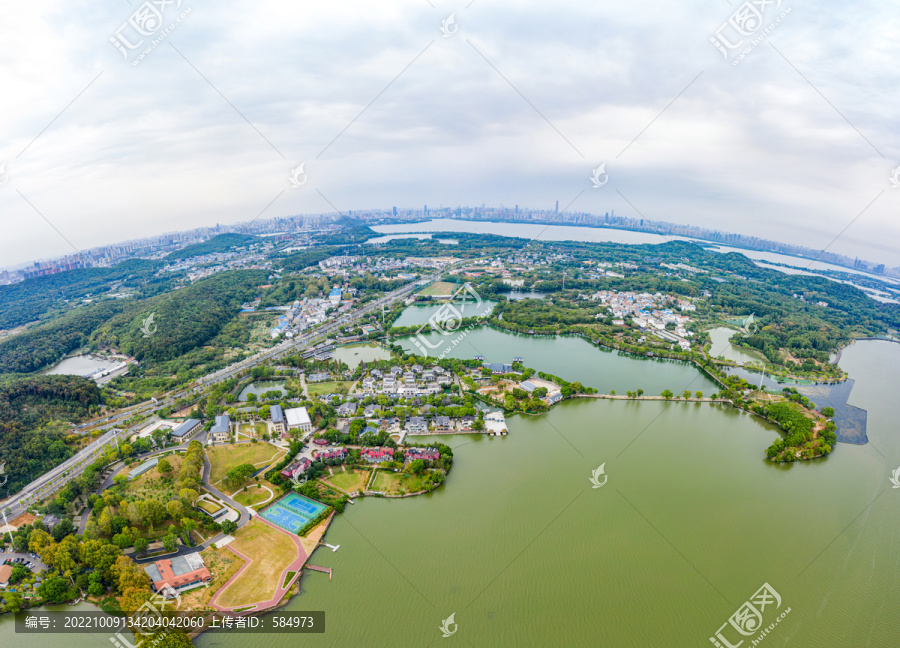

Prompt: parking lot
[{"left": 0, "top": 549, "right": 48, "bottom": 572}]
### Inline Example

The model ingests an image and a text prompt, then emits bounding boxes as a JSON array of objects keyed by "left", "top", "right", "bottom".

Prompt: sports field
[
  {"left": 260, "top": 493, "right": 328, "bottom": 533},
  {"left": 417, "top": 281, "right": 459, "bottom": 297}
]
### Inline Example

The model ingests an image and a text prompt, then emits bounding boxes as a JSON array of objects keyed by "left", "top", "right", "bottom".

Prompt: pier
[{"left": 306, "top": 564, "right": 333, "bottom": 580}]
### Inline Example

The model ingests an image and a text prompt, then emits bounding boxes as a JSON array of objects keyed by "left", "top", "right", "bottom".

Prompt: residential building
[
  {"left": 209, "top": 415, "right": 231, "bottom": 443},
  {"left": 406, "top": 417, "right": 428, "bottom": 434},
  {"left": 285, "top": 407, "right": 313, "bottom": 433},
  {"left": 434, "top": 416, "right": 453, "bottom": 432},
  {"left": 337, "top": 402, "right": 358, "bottom": 417},
  {"left": 361, "top": 447, "right": 394, "bottom": 463},
  {"left": 314, "top": 447, "right": 348, "bottom": 461},
  {"left": 281, "top": 457, "right": 311, "bottom": 480},
  {"left": 483, "top": 362, "right": 512, "bottom": 374},
  {"left": 405, "top": 447, "right": 440, "bottom": 463},
  {"left": 143, "top": 554, "right": 212, "bottom": 598},
  {"left": 308, "top": 372, "right": 331, "bottom": 383},
  {"left": 270, "top": 404, "right": 285, "bottom": 434},
  {"left": 171, "top": 419, "right": 202, "bottom": 440}
]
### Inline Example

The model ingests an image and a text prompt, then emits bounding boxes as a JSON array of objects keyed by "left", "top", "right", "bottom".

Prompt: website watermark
[
  {"left": 140, "top": 313, "right": 158, "bottom": 338},
  {"left": 439, "top": 612, "right": 457, "bottom": 637},
  {"left": 709, "top": 582, "right": 790, "bottom": 648},
  {"left": 410, "top": 283, "right": 487, "bottom": 360},
  {"left": 109, "top": 1, "right": 192, "bottom": 67},
  {"left": 710, "top": 2, "right": 792, "bottom": 67},
  {"left": 110, "top": 584, "right": 182, "bottom": 648},
  {"left": 588, "top": 463, "right": 607, "bottom": 488}
]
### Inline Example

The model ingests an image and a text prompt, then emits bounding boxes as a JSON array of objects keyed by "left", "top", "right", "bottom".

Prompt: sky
[{"left": 2, "top": 0, "right": 900, "bottom": 268}]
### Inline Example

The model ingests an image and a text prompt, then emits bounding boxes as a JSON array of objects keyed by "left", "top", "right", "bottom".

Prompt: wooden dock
[{"left": 306, "top": 564, "right": 333, "bottom": 580}]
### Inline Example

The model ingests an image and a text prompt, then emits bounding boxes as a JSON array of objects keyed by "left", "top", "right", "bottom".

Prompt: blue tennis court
[{"left": 261, "top": 493, "right": 327, "bottom": 533}]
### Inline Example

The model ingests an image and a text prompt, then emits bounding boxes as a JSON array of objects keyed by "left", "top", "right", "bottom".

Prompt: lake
[
  {"left": 505, "top": 290, "right": 546, "bottom": 300},
  {"left": 331, "top": 343, "right": 392, "bottom": 369},
  {"left": 238, "top": 380, "right": 286, "bottom": 401},
  {"left": 7, "top": 338, "right": 900, "bottom": 647}
]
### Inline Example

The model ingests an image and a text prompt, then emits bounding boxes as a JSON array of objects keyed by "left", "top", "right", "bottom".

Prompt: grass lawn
[
  {"left": 325, "top": 467, "right": 368, "bottom": 494},
  {"left": 123, "top": 454, "right": 184, "bottom": 503},
  {"left": 178, "top": 546, "right": 243, "bottom": 610},
  {"left": 197, "top": 499, "right": 224, "bottom": 515},
  {"left": 206, "top": 442, "right": 286, "bottom": 485},
  {"left": 232, "top": 484, "right": 276, "bottom": 507},
  {"left": 370, "top": 470, "right": 428, "bottom": 496},
  {"left": 307, "top": 381, "right": 353, "bottom": 397},
  {"left": 418, "top": 281, "right": 459, "bottom": 297},
  {"left": 214, "top": 518, "right": 300, "bottom": 609}
]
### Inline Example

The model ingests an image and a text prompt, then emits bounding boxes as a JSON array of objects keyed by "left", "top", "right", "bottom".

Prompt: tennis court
[{"left": 260, "top": 493, "right": 328, "bottom": 533}]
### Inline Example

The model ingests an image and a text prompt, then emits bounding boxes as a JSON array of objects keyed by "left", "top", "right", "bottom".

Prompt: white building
[{"left": 285, "top": 407, "right": 313, "bottom": 433}]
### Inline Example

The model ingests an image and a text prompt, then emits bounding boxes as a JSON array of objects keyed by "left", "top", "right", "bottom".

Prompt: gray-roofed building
[
  {"left": 171, "top": 418, "right": 202, "bottom": 440},
  {"left": 209, "top": 415, "right": 231, "bottom": 443},
  {"left": 270, "top": 404, "right": 285, "bottom": 434}
]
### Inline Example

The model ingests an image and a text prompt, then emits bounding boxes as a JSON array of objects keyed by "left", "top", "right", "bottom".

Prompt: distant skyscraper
[
  {"left": 555, "top": 200, "right": 559, "bottom": 214},
  {"left": 392, "top": 206, "right": 397, "bottom": 216}
]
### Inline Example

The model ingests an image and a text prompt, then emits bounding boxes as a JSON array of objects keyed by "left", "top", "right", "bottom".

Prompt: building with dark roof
[
  {"left": 270, "top": 404, "right": 285, "bottom": 434},
  {"left": 171, "top": 419, "right": 202, "bottom": 440}
]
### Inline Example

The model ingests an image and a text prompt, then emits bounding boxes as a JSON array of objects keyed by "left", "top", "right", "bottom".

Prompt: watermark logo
[
  {"left": 110, "top": 1, "right": 192, "bottom": 67},
  {"left": 439, "top": 612, "right": 457, "bottom": 637},
  {"left": 440, "top": 14, "right": 458, "bottom": 37},
  {"left": 411, "top": 283, "right": 486, "bottom": 358},
  {"left": 111, "top": 583, "right": 182, "bottom": 647},
  {"left": 0, "top": 162, "right": 8, "bottom": 186},
  {"left": 140, "top": 312, "right": 158, "bottom": 338},
  {"left": 738, "top": 313, "right": 758, "bottom": 337},
  {"left": 890, "top": 165, "right": 900, "bottom": 189},
  {"left": 589, "top": 463, "right": 607, "bottom": 488},
  {"left": 590, "top": 163, "right": 609, "bottom": 188},
  {"left": 0, "top": 460, "right": 7, "bottom": 487},
  {"left": 710, "top": 1, "right": 791, "bottom": 66},
  {"left": 710, "top": 583, "right": 789, "bottom": 648},
  {"left": 290, "top": 163, "right": 308, "bottom": 188},
  {"left": 289, "top": 473, "right": 308, "bottom": 489},
  {"left": 890, "top": 466, "right": 900, "bottom": 489}
]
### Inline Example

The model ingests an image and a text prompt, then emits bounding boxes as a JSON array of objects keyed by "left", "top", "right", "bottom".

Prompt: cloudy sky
[{"left": 2, "top": 0, "right": 900, "bottom": 268}]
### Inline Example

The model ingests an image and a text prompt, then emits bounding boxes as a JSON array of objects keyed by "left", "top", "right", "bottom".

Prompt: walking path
[{"left": 208, "top": 516, "right": 309, "bottom": 613}]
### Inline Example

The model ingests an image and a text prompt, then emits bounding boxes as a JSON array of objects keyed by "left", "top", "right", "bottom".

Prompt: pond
[
  {"left": 331, "top": 343, "right": 393, "bottom": 369},
  {"left": 505, "top": 290, "right": 546, "bottom": 300},
  {"left": 238, "top": 380, "right": 287, "bottom": 401},
  {"left": 391, "top": 300, "right": 498, "bottom": 329},
  {"left": 707, "top": 326, "right": 766, "bottom": 365},
  {"left": 41, "top": 354, "right": 120, "bottom": 377}
]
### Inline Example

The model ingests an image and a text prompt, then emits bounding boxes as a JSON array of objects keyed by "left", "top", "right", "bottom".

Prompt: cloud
[{"left": 2, "top": 0, "right": 900, "bottom": 267}]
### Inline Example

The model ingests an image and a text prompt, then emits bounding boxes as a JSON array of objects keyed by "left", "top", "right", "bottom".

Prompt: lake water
[
  {"left": 707, "top": 326, "right": 766, "bottom": 365},
  {"left": 391, "top": 300, "right": 498, "bottom": 329},
  {"left": 331, "top": 343, "right": 392, "bottom": 369},
  {"left": 505, "top": 290, "right": 546, "bottom": 301},
  {"left": 41, "top": 354, "right": 118, "bottom": 377},
  {"left": 8, "top": 339, "right": 900, "bottom": 648},
  {"left": 238, "top": 380, "right": 286, "bottom": 401},
  {"left": 366, "top": 233, "right": 458, "bottom": 245}
]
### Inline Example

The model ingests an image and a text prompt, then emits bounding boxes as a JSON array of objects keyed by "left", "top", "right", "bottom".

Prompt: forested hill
[
  {"left": 0, "top": 259, "right": 160, "bottom": 330},
  {"left": 165, "top": 233, "right": 258, "bottom": 260},
  {"left": 96, "top": 269, "right": 267, "bottom": 363},
  {"left": 0, "top": 375, "right": 101, "bottom": 493}
]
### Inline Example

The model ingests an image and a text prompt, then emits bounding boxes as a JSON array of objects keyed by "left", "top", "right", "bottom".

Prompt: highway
[{"left": 0, "top": 272, "right": 440, "bottom": 518}]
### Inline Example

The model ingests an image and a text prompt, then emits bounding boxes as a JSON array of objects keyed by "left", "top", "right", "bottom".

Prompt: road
[
  {"left": 1, "top": 270, "right": 447, "bottom": 520},
  {"left": 78, "top": 429, "right": 254, "bottom": 556}
]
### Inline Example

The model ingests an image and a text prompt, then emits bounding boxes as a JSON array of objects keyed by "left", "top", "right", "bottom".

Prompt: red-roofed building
[
  {"left": 361, "top": 447, "right": 394, "bottom": 463},
  {"left": 313, "top": 438, "right": 329, "bottom": 446},
  {"left": 281, "top": 457, "right": 311, "bottom": 480},
  {"left": 404, "top": 447, "right": 441, "bottom": 463},
  {"left": 142, "top": 554, "right": 211, "bottom": 598}
]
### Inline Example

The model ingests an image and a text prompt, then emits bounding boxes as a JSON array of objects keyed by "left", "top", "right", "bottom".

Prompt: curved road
[{"left": 79, "top": 431, "right": 254, "bottom": 558}]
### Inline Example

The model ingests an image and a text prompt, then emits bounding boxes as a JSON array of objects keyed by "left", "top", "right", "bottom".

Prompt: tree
[
  {"left": 682, "top": 390, "right": 692, "bottom": 400},
  {"left": 220, "top": 519, "right": 238, "bottom": 535},
  {"left": 406, "top": 459, "right": 426, "bottom": 475},
  {"left": 661, "top": 390, "right": 673, "bottom": 400},
  {"left": 695, "top": 391, "right": 703, "bottom": 399},
  {"left": 162, "top": 533, "right": 178, "bottom": 552},
  {"left": 180, "top": 518, "right": 198, "bottom": 545},
  {"left": 180, "top": 488, "right": 199, "bottom": 507},
  {"left": 157, "top": 457, "right": 174, "bottom": 477},
  {"left": 134, "top": 537, "right": 150, "bottom": 554},
  {"left": 38, "top": 576, "right": 72, "bottom": 603},
  {"left": 166, "top": 500, "right": 186, "bottom": 521},
  {"left": 51, "top": 518, "right": 75, "bottom": 541},
  {"left": 822, "top": 406, "right": 835, "bottom": 418},
  {"left": 637, "top": 389, "right": 644, "bottom": 397}
]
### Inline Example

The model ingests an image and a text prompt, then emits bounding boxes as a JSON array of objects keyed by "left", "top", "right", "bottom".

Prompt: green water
[
  {"left": 708, "top": 327, "right": 767, "bottom": 365},
  {"left": 238, "top": 380, "right": 286, "bottom": 401},
  {"left": 6, "top": 340, "right": 899, "bottom": 647},
  {"left": 391, "top": 300, "right": 498, "bottom": 328},
  {"left": 331, "top": 343, "right": 392, "bottom": 369}
]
